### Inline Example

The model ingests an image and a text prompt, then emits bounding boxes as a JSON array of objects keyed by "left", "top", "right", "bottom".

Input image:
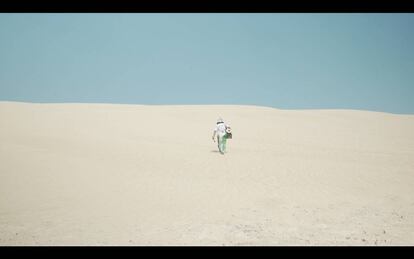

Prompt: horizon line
[{"left": 1, "top": 100, "right": 413, "bottom": 116}]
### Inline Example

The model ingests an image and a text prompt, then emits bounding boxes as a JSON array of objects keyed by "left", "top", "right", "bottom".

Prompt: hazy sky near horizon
[{"left": 1, "top": 13, "right": 413, "bottom": 114}]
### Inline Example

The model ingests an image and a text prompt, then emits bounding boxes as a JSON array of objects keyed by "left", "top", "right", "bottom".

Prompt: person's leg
[
  {"left": 217, "top": 136, "right": 221, "bottom": 152},
  {"left": 218, "top": 135, "right": 224, "bottom": 154},
  {"left": 222, "top": 135, "right": 227, "bottom": 153}
]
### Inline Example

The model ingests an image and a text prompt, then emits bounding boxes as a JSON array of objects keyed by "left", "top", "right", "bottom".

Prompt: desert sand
[{"left": 0, "top": 101, "right": 413, "bottom": 246}]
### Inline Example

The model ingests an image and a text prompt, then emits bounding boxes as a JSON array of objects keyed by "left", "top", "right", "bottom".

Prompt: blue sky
[{"left": 1, "top": 13, "right": 413, "bottom": 114}]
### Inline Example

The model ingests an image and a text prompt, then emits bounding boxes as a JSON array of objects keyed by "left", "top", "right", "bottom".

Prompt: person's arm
[{"left": 212, "top": 128, "right": 217, "bottom": 141}]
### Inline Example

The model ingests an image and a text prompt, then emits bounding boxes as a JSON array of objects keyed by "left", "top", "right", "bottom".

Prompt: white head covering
[{"left": 217, "top": 117, "right": 224, "bottom": 123}]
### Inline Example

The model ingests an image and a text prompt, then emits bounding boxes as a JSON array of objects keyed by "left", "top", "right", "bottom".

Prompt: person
[{"left": 212, "top": 117, "right": 229, "bottom": 154}]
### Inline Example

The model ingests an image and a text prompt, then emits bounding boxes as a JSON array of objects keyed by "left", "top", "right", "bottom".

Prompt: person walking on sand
[{"left": 212, "top": 117, "right": 230, "bottom": 155}]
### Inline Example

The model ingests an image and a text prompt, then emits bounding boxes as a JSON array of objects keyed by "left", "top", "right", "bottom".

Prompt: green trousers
[{"left": 217, "top": 135, "right": 227, "bottom": 153}]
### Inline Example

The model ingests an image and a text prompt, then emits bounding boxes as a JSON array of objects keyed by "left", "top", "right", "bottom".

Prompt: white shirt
[{"left": 214, "top": 122, "right": 227, "bottom": 137}]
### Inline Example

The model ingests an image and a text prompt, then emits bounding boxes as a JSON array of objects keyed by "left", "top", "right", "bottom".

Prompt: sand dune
[{"left": 1, "top": 101, "right": 413, "bottom": 246}]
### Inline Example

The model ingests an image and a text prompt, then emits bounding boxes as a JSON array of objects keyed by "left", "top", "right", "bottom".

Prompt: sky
[{"left": 0, "top": 13, "right": 413, "bottom": 114}]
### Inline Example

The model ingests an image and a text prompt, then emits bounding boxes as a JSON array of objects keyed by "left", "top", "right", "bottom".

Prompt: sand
[{"left": 0, "top": 101, "right": 413, "bottom": 246}]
